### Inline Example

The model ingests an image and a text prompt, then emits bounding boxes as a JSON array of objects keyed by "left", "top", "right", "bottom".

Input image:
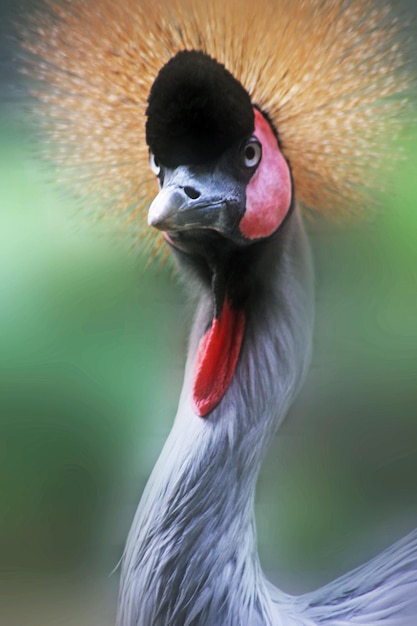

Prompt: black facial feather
[{"left": 146, "top": 50, "right": 254, "bottom": 167}]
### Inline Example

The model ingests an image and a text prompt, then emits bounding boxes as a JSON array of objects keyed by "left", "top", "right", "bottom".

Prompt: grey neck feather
[{"left": 117, "top": 208, "right": 315, "bottom": 626}]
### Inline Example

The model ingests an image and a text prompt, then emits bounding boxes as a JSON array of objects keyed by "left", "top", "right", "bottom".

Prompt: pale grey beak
[{"left": 147, "top": 165, "right": 245, "bottom": 234}]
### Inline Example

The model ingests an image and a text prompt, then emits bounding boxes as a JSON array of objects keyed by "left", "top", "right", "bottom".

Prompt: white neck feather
[{"left": 117, "top": 208, "right": 314, "bottom": 626}]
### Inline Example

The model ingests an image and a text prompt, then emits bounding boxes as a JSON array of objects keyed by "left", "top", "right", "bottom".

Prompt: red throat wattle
[{"left": 192, "top": 298, "right": 245, "bottom": 417}]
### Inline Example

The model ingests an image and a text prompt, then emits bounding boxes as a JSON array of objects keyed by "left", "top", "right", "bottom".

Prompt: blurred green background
[{"left": 1, "top": 2, "right": 417, "bottom": 625}]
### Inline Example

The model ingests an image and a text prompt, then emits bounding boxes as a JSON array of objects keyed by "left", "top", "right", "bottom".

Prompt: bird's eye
[
  {"left": 242, "top": 139, "right": 262, "bottom": 169},
  {"left": 149, "top": 152, "right": 161, "bottom": 176}
]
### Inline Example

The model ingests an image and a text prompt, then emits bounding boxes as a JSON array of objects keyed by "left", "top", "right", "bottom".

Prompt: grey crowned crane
[{"left": 25, "top": 0, "right": 417, "bottom": 624}]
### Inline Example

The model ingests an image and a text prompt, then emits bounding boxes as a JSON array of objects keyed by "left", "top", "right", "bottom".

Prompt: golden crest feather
[{"left": 24, "top": 0, "right": 414, "bottom": 256}]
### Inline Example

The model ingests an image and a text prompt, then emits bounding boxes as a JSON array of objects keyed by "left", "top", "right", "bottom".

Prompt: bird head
[
  {"left": 24, "top": 0, "right": 413, "bottom": 256},
  {"left": 146, "top": 51, "right": 292, "bottom": 252}
]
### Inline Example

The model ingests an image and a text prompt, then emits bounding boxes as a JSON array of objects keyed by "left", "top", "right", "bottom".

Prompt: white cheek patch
[{"left": 239, "top": 108, "right": 292, "bottom": 240}]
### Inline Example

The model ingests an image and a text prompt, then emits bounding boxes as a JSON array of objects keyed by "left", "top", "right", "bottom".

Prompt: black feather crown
[{"left": 146, "top": 51, "right": 254, "bottom": 167}]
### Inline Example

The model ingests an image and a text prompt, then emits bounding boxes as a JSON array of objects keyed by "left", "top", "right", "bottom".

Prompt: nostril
[{"left": 184, "top": 186, "right": 200, "bottom": 200}]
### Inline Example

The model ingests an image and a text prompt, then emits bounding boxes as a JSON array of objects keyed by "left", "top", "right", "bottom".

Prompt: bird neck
[{"left": 118, "top": 208, "right": 314, "bottom": 626}]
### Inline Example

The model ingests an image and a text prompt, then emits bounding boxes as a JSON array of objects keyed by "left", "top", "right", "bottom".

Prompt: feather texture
[
  {"left": 24, "top": 0, "right": 414, "bottom": 257},
  {"left": 21, "top": 3, "right": 417, "bottom": 623}
]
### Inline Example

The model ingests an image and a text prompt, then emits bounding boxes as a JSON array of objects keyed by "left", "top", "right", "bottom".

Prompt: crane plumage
[
  {"left": 23, "top": 0, "right": 417, "bottom": 624},
  {"left": 25, "top": 0, "right": 413, "bottom": 255}
]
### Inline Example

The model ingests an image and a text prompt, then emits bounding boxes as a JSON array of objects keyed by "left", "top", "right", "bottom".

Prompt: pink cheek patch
[{"left": 239, "top": 108, "right": 292, "bottom": 240}]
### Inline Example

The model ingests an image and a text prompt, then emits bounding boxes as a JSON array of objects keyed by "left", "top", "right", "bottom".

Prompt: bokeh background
[{"left": 1, "top": 1, "right": 417, "bottom": 624}]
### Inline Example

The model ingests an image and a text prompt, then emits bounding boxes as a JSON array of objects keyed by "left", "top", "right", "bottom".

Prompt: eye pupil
[
  {"left": 245, "top": 146, "right": 256, "bottom": 160},
  {"left": 242, "top": 139, "right": 261, "bottom": 168}
]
